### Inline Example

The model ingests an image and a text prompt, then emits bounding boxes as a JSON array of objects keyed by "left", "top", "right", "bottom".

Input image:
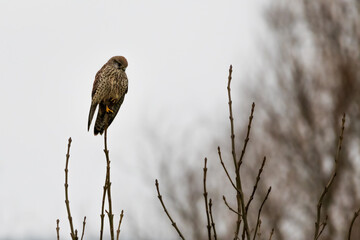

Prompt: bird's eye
[{"left": 115, "top": 61, "right": 122, "bottom": 69}]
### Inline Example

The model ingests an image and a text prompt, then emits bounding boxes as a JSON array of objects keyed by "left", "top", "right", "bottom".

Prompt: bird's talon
[{"left": 106, "top": 106, "right": 114, "bottom": 113}]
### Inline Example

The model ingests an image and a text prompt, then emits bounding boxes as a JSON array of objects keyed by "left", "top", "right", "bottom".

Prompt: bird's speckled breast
[
  {"left": 109, "top": 70, "right": 128, "bottom": 101},
  {"left": 100, "top": 66, "right": 127, "bottom": 102}
]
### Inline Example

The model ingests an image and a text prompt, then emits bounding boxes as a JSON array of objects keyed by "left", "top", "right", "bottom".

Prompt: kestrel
[{"left": 88, "top": 56, "right": 128, "bottom": 135}]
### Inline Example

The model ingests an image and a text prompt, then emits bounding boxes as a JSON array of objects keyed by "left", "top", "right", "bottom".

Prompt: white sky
[{"left": 0, "top": 0, "right": 266, "bottom": 239}]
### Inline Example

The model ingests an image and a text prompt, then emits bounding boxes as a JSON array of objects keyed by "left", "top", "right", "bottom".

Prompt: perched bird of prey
[{"left": 88, "top": 56, "right": 128, "bottom": 135}]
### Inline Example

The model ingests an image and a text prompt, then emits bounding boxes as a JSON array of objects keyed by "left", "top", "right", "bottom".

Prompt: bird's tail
[
  {"left": 94, "top": 103, "right": 107, "bottom": 135},
  {"left": 88, "top": 103, "right": 97, "bottom": 131}
]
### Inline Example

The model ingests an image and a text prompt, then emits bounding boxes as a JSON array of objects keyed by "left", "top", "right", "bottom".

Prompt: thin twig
[
  {"left": 223, "top": 195, "right": 241, "bottom": 216},
  {"left": 64, "top": 137, "right": 78, "bottom": 240},
  {"left": 268, "top": 228, "right": 274, "bottom": 240},
  {"left": 253, "top": 187, "right": 271, "bottom": 240},
  {"left": 80, "top": 217, "right": 86, "bottom": 240},
  {"left": 100, "top": 181, "right": 107, "bottom": 240},
  {"left": 246, "top": 157, "right": 267, "bottom": 214},
  {"left": 100, "top": 128, "right": 110, "bottom": 240},
  {"left": 227, "top": 65, "right": 237, "bottom": 172},
  {"left": 104, "top": 127, "right": 115, "bottom": 240},
  {"left": 209, "top": 199, "right": 218, "bottom": 240},
  {"left": 316, "top": 216, "right": 328, "bottom": 240},
  {"left": 238, "top": 103, "right": 255, "bottom": 167},
  {"left": 227, "top": 65, "right": 250, "bottom": 240},
  {"left": 56, "top": 219, "right": 60, "bottom": 240},
  {"left": 218, "top": 146, "right": 240, "bottom": 192},
  {"left": 347, "top": 208, "right": 360, "bottom": 240},
  {"left": 116, "top": 210, "right": 125, "bottom": 240},
  {"left": 240, "top": 103, "right": 255, "bottom": 240},
  {"left": 155, "top": 179, "right": 185, "bottom": 240},
  {"left": 203, "top": 158, "right": 212, "bottom": 240},
  {"left": 313, "top": 114, "right": 346, "bottom": 240}
]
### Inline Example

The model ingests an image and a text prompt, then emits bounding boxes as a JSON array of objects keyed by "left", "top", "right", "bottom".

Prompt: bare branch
[
  {"left": 227, "top": 65, "right": 251, "bottom": 240},
  {"left": 240, "top": 104, "right": 256, "bottom": 240},
  {"left": 238, "top": 102, "right": 255, "bottom": 167},
  {"left": 203, "top": 158, "right": 212, "bottom": 240},
  {"left": 245, "top": 156, "right": 267, "bottom": 214},
  {"left": 316, "top": 216, "right": 328, "bottom": 240},
  {"left": 56, "top": 219, "right": 60, "bottom": 240},
  {"left": 209, "top": 199, "right": 217, "bottom": 240},
  {"left": 227, "top": 65, "right": 242, "bottom": 239},
  {"left": 80, "top": 216, "right": 86, "bottom": 240},
  {"left": 256, "top": 220, "right": 262, "bottom": 240},
  {"left": 227, "top": 64, "right": 237, "bottom": 170},
  {"left": 268, "top": 228, "right": 274, "bottom": 240},
  {"left": 100, "top": 181, "right": 107, "bottom": 240},
  {"left": 64, "top": 137, "right": 78, "bottom": 240},
  {"left": 104, "top": 128, "right": 115, "bottom": 240},
  {"left": 116, "top": 210, "right": 125, "bottom": 240},
  {"left": 155, "top": 179, "right": 185, "bottom": 240},
  {"left": 253, "top": 187, "right": 272, "bottom": 240},
  {"left": 347, "top": 208, "right": 360, "bottom": 240},
  {"left": 314, "top": 114, "right": 346, "bottom": 240},
  {"left": 223, "top": 195, "right": 241, "bottom": 216},
  {"left": 218, "top": 146, "right": 240, "bottom": 192}
]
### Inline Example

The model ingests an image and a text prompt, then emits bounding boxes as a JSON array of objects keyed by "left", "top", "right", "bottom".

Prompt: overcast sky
[{"left": 0, "top": 1, "right": 266, "bottom": 239}]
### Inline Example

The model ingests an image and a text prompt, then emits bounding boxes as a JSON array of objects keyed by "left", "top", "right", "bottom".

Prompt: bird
[{"left": 88, "top": 56, "right": 128, "bottom": 135}]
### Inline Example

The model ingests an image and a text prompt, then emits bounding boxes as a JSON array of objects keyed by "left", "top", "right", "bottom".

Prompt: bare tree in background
[
  {"left": 247, "top": 0, "right": 360, "bottom": 239},
  {"left": 141, "top": 0, "right": 360, "bottom": 240}
]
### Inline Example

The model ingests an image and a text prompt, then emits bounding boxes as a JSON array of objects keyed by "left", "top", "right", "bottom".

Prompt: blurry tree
[{"left": 248, "top": 0, "right": 360, "bottom": 239}]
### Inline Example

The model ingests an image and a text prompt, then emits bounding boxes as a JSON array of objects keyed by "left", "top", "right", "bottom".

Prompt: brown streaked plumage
[{"left": 88, "top": 56, "right": 128, "bottom": 135}]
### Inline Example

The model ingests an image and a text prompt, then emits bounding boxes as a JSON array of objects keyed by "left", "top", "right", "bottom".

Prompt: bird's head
[{"left": 109, "top": 56, "right": 128, "bottom": 71}]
